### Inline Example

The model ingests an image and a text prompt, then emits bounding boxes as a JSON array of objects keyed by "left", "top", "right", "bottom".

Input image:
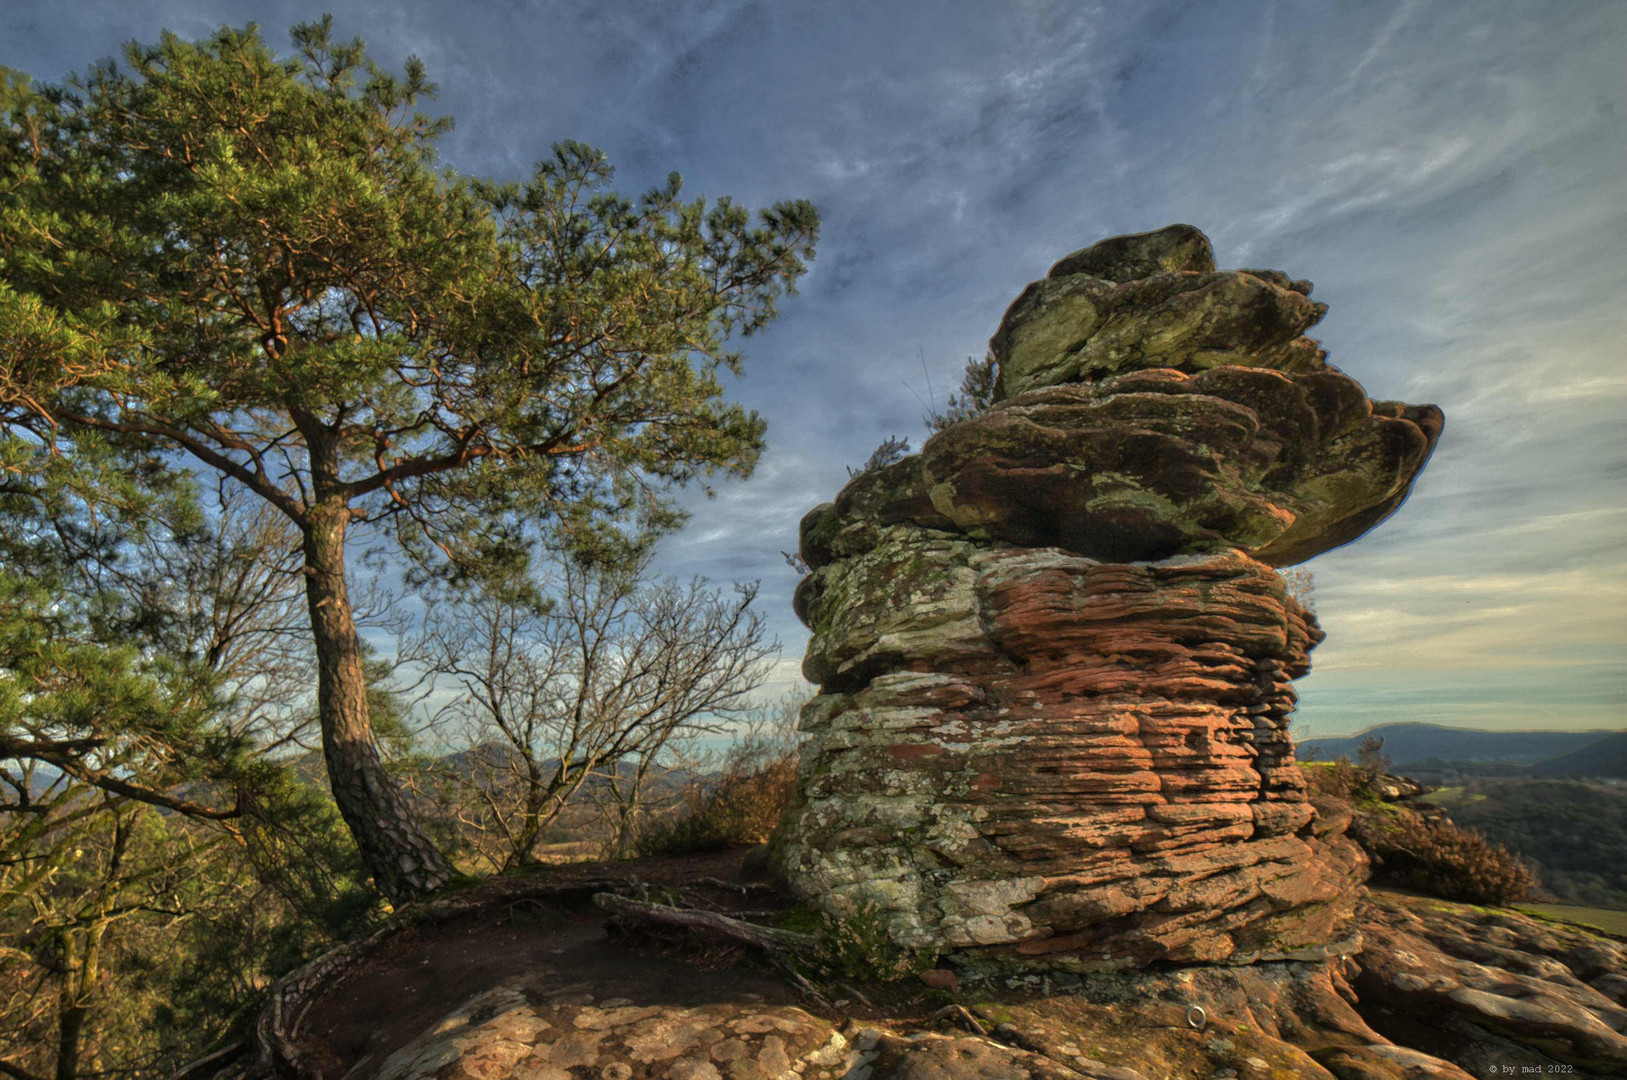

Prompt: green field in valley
[{"left": 1516, "top": 903, "right": 1627, "bottom": 937}]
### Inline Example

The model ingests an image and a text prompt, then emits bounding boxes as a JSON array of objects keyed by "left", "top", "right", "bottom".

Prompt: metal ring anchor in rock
[{"left": 1185, "top": 1004, "right": 1207, "bottom": 1031}]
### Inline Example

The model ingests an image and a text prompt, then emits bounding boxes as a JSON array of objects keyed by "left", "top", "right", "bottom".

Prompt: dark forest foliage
[{"left": 1424, "top": 779, "right": 1627, "bottom": 909}]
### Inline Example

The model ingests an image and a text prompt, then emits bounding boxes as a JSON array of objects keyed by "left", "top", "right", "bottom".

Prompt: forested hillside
[{"left": 1421, "top": 780, "right": 1627, "bottom": 909}]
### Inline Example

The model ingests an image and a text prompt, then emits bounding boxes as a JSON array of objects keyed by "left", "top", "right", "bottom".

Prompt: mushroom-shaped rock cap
[
  {"left": 1047, "top": 223, "right": 1216, "bottom": 281},
  {"left": 917, "top": 375, "right": 1443, "bottom": 566},
  {"left": 793, "top": 226, "right": 1443, "bottom": 575},
  {"left": 992, "top": 224, "right": 1335, "bottom": 399}
]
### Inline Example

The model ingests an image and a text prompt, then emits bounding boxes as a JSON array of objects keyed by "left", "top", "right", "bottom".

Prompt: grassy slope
[{"left": 1516, "top": 903, "right": 1627, "bottom": 937}]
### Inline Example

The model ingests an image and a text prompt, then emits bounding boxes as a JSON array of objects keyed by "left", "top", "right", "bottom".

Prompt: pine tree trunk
[
  {"left": 55, "top": 930, "right": 83, "bottom": 1080},
  {"left": 302, "top": 499, "right": 453, "bottom": 904}
]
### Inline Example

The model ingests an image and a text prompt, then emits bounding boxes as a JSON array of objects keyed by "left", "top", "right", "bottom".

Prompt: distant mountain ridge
[
  {"left": 1297, "top": 722, "right": 1626, "bottom": 778},
  {"left": 1530, "top": 730, "right": 1627, "bottom": 779}
]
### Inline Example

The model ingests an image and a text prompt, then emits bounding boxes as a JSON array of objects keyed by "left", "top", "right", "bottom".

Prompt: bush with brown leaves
[
  {"left": 1352, "top": 810, "right": 1539, "bottom": 906},
  {"left": 1301, "top": 759, "right": 1380, "bottom": 802},
  {"left": 636, "top": 717, "right": 803, "bottom": 858}
]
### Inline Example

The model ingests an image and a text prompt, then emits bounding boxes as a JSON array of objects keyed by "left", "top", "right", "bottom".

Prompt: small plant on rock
[
  {"left": 925, "top": 353, "right": 999, "bottom": 432},
  {"left": 815, "top": 897, "right": 937, "bottom": 983},
  {"left": 846, "top": 435, "right": 913, "bottom": 478}
]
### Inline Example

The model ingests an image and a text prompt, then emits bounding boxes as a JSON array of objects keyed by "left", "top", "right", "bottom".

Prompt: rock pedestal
[{"left": 777, "top": 225, "right": 1443, "bottom": 971}]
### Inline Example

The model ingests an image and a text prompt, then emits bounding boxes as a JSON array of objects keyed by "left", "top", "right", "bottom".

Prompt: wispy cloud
[{"left": 5, "top": 0, "right": 1622, "bottom": 734}]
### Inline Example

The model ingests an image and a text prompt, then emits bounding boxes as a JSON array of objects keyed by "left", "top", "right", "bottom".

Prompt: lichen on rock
[
  {"left": 370, "top": 985, "right": 847, "bottom": 1080},
  {"left": 776, "top": 225, "right": 1444, "bottom": 972}
]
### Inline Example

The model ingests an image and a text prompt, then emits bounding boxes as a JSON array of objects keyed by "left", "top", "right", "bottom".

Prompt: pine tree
[{"left": 0, "top": 20, "right": 818, "bottom": 901}]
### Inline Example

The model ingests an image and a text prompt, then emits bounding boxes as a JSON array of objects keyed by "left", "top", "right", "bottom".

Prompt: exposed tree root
[{"left": 592, "top": 892, "right": 819, "bottom": 953}]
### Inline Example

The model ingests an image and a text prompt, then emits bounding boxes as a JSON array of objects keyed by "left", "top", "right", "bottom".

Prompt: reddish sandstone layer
[{"left": 780, "top": 543, "right": 1365, "bottom": 969}]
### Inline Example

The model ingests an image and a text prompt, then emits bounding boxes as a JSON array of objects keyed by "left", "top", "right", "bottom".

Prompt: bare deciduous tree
[
  {"left": 145, "top": 487, "right": 315, "bottom": 752},
  {"left": 415, "top": 555, "right": 776, "bottom": 871}
]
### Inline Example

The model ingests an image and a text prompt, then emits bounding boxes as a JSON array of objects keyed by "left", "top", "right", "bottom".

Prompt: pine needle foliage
[{"left": 0, "top": 19, "right": 818, "bottom": 899}]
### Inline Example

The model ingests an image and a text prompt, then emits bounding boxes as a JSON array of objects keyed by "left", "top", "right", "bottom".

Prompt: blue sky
[{"left": 6, "top": 0, "right": 1624, "bottom": 736}]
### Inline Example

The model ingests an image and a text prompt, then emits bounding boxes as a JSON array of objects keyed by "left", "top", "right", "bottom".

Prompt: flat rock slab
[
  {"left": 292, "top": 898, "right": 803, "bottom": 1080},
  {"left": 263, "top": 866, "right": 1626, "bottom": 1080},
  {"left": 348, "top": 955, "right": 1491, "bottom": 1080},
  {"left": 370, "top": 989, "right": 842, "bottom": 1080},
  {"left": 1352, "top": 890, "right": 1627, "bottom": 1077},
  {"left": 373, "top": 1010, "right": 1137, "bottom": 1080}
]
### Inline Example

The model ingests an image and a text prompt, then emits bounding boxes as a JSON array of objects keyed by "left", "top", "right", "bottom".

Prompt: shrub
[
  {"left": 815, "top": 897, "right": 937, "bottom": 983},
  {"left": 925, "top": 353, "right": 999, "bottom": 433},
  {"left": 1352, "top": 811, "right": 1538, "bottom": 906},
  {"left": 1301, "top": 759, "right": 1380, "bottom": 803},
  {"left": 635, "top": 736, "right": 801, "bottom": 857}
]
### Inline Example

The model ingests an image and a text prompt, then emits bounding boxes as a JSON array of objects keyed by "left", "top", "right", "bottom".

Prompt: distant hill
[
  {"left": 1297, "top": 723, "right": 1618, "bottom": 772},
  {"left": 1530, "top": 730, "right": 1627, "bottom": 779}
]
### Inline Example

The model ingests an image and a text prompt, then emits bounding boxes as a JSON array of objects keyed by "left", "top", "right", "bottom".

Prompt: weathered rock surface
[
  {"left": 973, "top": 954, "right": 1480, "bottom": 1080},
  {"left": 243, "top": 850, "right": 1622, "bottom": 1080},
  {"left": 785, "top": 542, "right": 1364, "bottom": 968},
  {"left": 919, "top": 371, "right": 1441, "bottom": 565},
  {"left": 796, "top": 225, "right": 1442, "bottom": 569},
  {"left": 370, "top": 986, "right": 844, "bottom": 1080},
  {"left": 353, "top": 943, "right": 1534, "bottom": 1080},
  {"left": 779, "top": 226, "right": 1438, "bottom": 968},
  {"left": 358, "top": 965, "right": 1477, "bottom": 1080},
  {"left": 1351, "top": 891, "right": 1627, "bottom": 1077},
  {"left": 340, "top": 891, "right": 1625, "bottom": 1080}
]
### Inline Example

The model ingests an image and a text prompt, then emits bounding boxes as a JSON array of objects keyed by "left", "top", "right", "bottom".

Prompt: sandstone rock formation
[{"left": 777, "top": 225, "right": 1443, "bottom": 970}]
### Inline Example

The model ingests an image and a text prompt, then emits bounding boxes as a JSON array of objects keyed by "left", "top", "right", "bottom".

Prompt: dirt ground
[{"left": 292, "top": 848, "right": 813, "bottom": 1080}]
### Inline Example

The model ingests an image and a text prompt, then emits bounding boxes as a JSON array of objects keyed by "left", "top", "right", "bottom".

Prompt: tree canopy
[{"left": 0, "top": 18, "right": 818, "bottom": 901}]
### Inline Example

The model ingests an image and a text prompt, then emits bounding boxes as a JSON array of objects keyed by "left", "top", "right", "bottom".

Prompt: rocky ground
[{"left": 245, "top": 848, "right": 1626, "bottom": 1080}]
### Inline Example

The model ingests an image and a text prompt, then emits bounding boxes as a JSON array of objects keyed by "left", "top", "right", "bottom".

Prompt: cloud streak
[{"left": 4, "top": 0, "right": 1622, "bottom": 735}]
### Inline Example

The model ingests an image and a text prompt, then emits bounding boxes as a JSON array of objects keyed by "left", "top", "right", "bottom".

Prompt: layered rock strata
[{"left": 777, "top": 225, "right": 1443, "bottom": 969}]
